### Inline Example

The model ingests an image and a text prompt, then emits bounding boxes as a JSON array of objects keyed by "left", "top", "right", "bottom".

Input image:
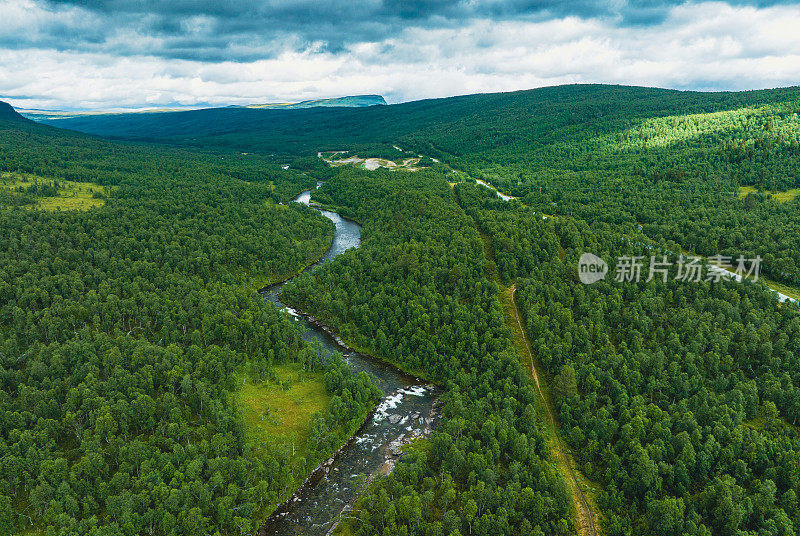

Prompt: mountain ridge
[
  {"left": 244, "top": 94, "right": 386, "bottom": 109},
  {"left": 26, "top": 83, "right": 800, "bottom": 158},
  {"left": 20, "top": 94, "right": 386, "bottom": 122},
  {"left": 0, "top": 101, "right": 29, "bottom": 122}
]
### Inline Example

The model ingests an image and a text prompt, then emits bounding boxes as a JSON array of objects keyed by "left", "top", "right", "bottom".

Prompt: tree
[{"left": 553, "top": 364, "right": 578, "bottom": 400}]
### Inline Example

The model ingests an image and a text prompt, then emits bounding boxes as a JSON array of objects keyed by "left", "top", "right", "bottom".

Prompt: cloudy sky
[{"left": 1, "top": 0, "right": 799, "bottom": 110}]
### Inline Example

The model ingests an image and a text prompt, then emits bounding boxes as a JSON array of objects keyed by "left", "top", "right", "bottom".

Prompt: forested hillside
[
  {"left": 9, "top": 83, "right": 800, "bottom": 536},
  {"left": 0, "top": 107, "right": 380, "bottom": 535},
  {"left": 38, "top": 84, "right": 799, "bottom": 159},
  {"left": 40, "top": 84, "right": 800, "bottom": 285},
  {"left": 458, "top": 182, "right": 800, "bottom": 535}
]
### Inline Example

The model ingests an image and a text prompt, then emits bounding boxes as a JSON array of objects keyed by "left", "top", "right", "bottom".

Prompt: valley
[
  {"left": 3, "top": 83, "right": 800, "bottom": 536},
  {"left": 257, "top": 184, "right": 439, "bottom": 535}
]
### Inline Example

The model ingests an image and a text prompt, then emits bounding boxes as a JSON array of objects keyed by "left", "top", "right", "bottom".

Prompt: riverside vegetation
[{"left": 5, "top": 83, "right": 800, "bottom": 535}]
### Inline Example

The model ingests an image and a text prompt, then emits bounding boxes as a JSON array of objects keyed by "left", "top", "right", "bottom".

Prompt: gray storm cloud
[
  {"left": 1, "top": 0, "right": 799, "bottom": 109},
  {"left": 28, "top": 0, "right": 793, "bottom": 60}
]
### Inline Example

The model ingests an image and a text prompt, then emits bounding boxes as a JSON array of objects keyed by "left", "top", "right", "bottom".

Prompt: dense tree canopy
[
  {"left": 284, "top": 168, "right": 574, "bottom": 536},
  {"left": 5, "top": 84, "right": 800, "bottom": 536},
  {"left": 0, "top": 115, "right": 381, "bottom": 535},
  {"left": 460, "top": 180, "right": 800, "bottom": 535}
]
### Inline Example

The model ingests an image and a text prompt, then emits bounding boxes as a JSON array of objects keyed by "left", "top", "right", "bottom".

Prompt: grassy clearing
[
  {"left": 773, "top": 190, "right": 800, "bottom": 202},
  {"left": 37, "top": 191, "right": 106, "bottom": 211},
  {"left": 738, "top": 185, "right": 800, "bottom": 203},
  {"left": 236, "top": 361, "right": 379, "bottom": 528},
  {"left": 235, "top": 363, "right": 330, "bottom": 458},
  {"left": 0, "top": 172, "right": 107, "bottom": 211},
  {"left": 234, "top": 363, "right": 333, "bottom": 526}
]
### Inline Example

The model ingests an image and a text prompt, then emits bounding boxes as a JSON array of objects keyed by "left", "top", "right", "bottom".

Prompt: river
[{"left": 259, "top": 184, "right": 440, "bottom": 536}]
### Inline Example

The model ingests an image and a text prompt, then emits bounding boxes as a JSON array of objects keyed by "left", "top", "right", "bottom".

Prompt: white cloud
[{"left": 1, "top": 1, "right": 799, "bottom": 110}]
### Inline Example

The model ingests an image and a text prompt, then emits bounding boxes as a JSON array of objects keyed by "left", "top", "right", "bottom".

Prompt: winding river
[{"left": 259, "top": 184, "right": 440, "bottom": 536}]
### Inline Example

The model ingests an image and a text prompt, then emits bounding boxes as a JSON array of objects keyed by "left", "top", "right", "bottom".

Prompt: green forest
[
  {"left": 0, "top": 110, "right": 379, "bottom": 535},
  {"left": 48, "top": 85, "right": 800, "bottom": 286},
  {"left": 281, "top": 168, "right": 576, "bottom": 536},
  {"left": 4, "top": 83, "right": 800, "bottom": 536},
  {"left": 460, "top": 182, "right": 800, "bottom": 535}
]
